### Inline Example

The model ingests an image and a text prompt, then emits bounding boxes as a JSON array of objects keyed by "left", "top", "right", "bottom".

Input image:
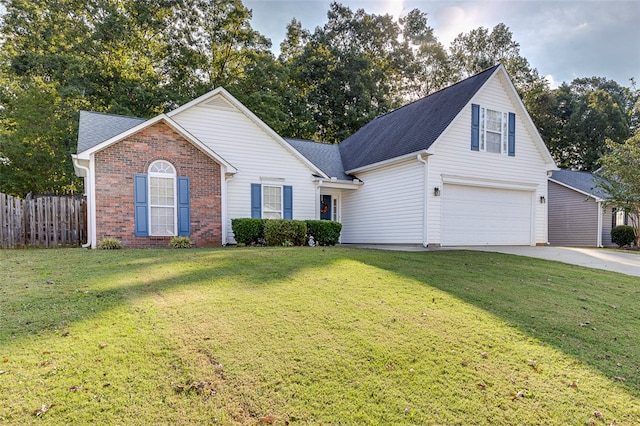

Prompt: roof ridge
[{"left": 371, "top": 64, "right": 501, "bottom": 121}]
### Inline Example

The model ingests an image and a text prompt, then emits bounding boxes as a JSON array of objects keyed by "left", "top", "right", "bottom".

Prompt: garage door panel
[{"left": 442, "top": 185, "right": 532, "bottom": 246}]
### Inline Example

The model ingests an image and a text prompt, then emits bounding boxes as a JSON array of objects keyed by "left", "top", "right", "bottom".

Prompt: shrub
[
  {"left": 306, "top": 220, "right": 343, "bottom": 246},
  {"left": 97, "top": 237, "right": 122, "bottom": 250},
  {"left": 264, "top": 220, "right": 307, "bottom": 246},
  {"left": 231, "top": 218, "right": 266, "bottom": 245},
  {"left": 611, "top": 225, "right": 636, "bottom": 247},
  {"left": 169, "top": 236, "right": 192, "bottom": 248}
]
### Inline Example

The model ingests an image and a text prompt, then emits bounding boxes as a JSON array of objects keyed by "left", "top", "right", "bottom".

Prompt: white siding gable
[
  {"left": 426, "top": 70, "right": 550, "bottom": 245},
  {"left": 171, "top": 94, "right": 320, "bottom": 242}
]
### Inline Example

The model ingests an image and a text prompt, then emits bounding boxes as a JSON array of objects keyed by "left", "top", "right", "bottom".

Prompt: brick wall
[{"left": 94, "top": 121, "right": 222, "bottom": 248}]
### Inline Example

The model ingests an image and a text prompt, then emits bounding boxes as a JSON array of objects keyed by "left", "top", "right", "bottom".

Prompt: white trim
[
  {"left": 313, "top": 178, "right": 362, "bottom": 190},
  {"left": 346, "top": 150, "right": 431, "bottom": 174},
  {"left": 167, "top": 87, "right": 329, "bottom": 179},
  {"left": 417, "top": 154, "right": 429, "bottom": 247},
  {"left": 75, "top": 114, "right": 237, "bottom": 174},
  {"left": 148, "top": 160, "right": 177, "bottom": 237},
  {"left": 597, "top": 201, "right": 604, "bottom": 247},
  {"left": 548, "top": 178, "right": 606, "bottom": 202},
  {"left": 441, "top": 174, "right": 538, "bottom": 192}
]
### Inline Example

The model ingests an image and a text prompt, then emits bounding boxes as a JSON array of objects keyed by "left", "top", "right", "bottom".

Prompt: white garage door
[{"left": 442, "top": 184, "right": 533, "bottom": 246}]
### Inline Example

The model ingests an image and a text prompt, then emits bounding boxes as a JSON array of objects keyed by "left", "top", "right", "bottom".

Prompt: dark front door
[{"left": 320, "top": 195, "right": 332, "bottom": 220}]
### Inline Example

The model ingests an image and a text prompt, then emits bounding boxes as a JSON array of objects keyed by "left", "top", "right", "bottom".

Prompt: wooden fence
[{"left": 0, "top": 193, "right": 86, "bottom": 248}]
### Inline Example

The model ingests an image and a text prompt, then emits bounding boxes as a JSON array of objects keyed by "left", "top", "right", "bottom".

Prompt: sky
[{"left": 243, "top": 0, "right": 640, "bottom": 88}]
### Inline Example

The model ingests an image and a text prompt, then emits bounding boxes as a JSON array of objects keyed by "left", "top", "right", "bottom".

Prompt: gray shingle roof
[
  {"left": 550, "top": 170, "right": 610, "bottom": 199},
  {"left": 285, "top": 138, "right": 354, "bottom": 181},
  {"left": 338, "top": 65, "right": 500, "bottom": 171},
  {"left": 77, "top": 110, "right": 146, "bottom": 153}
]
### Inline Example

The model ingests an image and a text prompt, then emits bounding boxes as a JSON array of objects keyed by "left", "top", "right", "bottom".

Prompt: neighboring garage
[{"left": 442, "top": 184, "right": 534, "bottom": 246}]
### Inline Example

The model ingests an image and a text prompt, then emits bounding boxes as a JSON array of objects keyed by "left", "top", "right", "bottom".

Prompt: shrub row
[
  {"left": 611, "top": 225, "right": 636, "bottom": 247},
  {"left": 231, "top": 218, "right": 342, "bottom": 246}
]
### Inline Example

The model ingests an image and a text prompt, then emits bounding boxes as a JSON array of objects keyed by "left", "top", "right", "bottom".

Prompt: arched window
[{"left": 148, "top": 160, "right": 176, "bottom": 236}]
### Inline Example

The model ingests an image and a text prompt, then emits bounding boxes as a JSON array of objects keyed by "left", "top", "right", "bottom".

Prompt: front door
[{"left": 320, "top": 195, "right": 332, "bottom": 220}]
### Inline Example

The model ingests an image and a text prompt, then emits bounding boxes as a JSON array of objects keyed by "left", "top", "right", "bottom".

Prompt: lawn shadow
[{"left": 354, "top": 248, "right": 640, "bottom": 398}]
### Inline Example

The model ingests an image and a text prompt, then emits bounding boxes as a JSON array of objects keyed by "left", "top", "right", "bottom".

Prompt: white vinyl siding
[
  {"left": 427, "top": 72, "right": 548, "bottom": 246},
  {"left": 171, "top": 96, "right": 319, "bottom": 242},
  {"left": 341, "top": 159, "right": 424, "bottom": 244}
]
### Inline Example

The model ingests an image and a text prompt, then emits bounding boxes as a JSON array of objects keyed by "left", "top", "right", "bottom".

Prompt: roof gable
[
  {"left": 75, "top": 113, "right": 236, "bottom": 173},
  {"left": 168, "top": 88, "right": 328, "bottom": 178},
  {"left": 338, "top": 65, "right": 500, "bottom": 172},
  {"left": 77, "top": 111, "right": 146, "bottom": 153},
  {"left": 550, "top": 170, "right": 610, "bottom": 200}
]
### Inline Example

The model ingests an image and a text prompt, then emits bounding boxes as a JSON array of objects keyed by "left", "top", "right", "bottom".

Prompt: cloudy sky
[{"left": 244, "top": 0, "right": 640, "bottom": 88}]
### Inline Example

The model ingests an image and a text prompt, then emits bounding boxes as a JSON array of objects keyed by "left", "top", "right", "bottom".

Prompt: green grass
[{"left": 0, "top": 247, "right": 638, "bottom": 425}]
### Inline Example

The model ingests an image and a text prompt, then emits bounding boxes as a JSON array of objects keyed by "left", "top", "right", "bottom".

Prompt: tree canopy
[{"left": 0, "top": 0, "right": 637, "bottom": 195}]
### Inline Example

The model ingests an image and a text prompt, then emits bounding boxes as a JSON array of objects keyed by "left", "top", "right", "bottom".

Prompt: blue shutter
[
  {"left": 471, "top": 104, "right": 480, "bottom": 151},
  {"left": 177, "top": 177, "right": 190, "bottom": 236},
  {"left": 508, "top": 112, "right": 516, "bottom": 157},
  {"left": 251, "top": 184, "right": 262, "bottom": 218},
  {"left": 283, "top": 185, "right": 293, "bottom": 220},
  {"left": 134, "top": 174, "right": 149, "bottom": 237}
]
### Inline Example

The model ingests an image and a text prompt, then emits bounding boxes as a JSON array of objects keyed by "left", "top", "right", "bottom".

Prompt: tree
[
  {"left": 277, "top": 2, "right": 414, "bottom": 142},
  {"left": 448, "top": 23, "right": 545, "bottom": 95},
  {"left": 597, "top": 132, "right": 640, "bottom": 246},
  {"left": 545, "top": 78, "right": 637, "bottom": 171},
  {"left": 401, "top": 9, "right": 451, "bottom": 99},
  {"left": 0, "top": 0, "right": 175, "bottom": 195},
  {"left": 0, "top": 0, "right": 273, "bottom": 195}
]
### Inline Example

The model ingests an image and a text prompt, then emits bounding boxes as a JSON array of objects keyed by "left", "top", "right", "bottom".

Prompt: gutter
[
  {"left": 417, "top": 154, "right": 429, "bottom": 247},
  {"left": 72, "top": 156, "right": 93, "bottom": 248}
]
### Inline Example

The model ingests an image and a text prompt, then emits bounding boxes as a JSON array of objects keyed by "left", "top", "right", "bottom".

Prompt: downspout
[
  {"left": 417, "top": 154, "right": 428, "bottom": 247},
  {"left": 74, "top": 161, "right": 93, "bottom": 249},
  {"left": 596, "top": 201, "right": 603, "bottom": 248},
  {"left": 222, "top": 171, "right": 235, "bottom": 246}
]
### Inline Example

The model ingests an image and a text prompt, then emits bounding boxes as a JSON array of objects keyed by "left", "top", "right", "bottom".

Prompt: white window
[
  {"left": 480, "top": 107, "right": 508, "bottom": 154},
  {"left": 149, "top": 160, "right": 177, "bottom": 236},
  {"left": 263, "top": 185, "right": 282, "bottom": 219}
]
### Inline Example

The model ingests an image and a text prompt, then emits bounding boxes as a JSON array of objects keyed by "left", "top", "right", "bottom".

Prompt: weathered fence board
[{"left": 0, "top": 193, "right": 86, "bottom": 249}]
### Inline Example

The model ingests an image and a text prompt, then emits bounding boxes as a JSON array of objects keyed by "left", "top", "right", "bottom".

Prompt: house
[
  {"left": 548, "top": 170, "right": 627, "bottom": 247},
  {"left": 73, "top": 64, "right": 557, "bottom": 248}
]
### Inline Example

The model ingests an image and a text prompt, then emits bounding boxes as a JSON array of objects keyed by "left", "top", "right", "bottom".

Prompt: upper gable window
[
  {"left": 471, "top": 104, "right": 515, "bottom": 157},
  {"left": 481, "top": 108, "right": 508, "bottom": 153}
]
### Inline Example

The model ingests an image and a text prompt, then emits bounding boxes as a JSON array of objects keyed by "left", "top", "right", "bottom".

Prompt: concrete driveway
[
  {"left": 345, "top": 244, "right": 640, "bottom": 277},
  {"left": 455, "top": 246, "right": 640, "bottom": 277}
]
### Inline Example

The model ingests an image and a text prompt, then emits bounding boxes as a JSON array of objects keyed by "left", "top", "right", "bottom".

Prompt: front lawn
[{"left": 0, "top": 247, "right": 638, "bottom": 425}]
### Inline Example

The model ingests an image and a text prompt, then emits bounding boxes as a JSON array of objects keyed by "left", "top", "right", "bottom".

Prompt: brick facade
[{"left": 94, "top": 121, "right": 222, "bottom": 248}]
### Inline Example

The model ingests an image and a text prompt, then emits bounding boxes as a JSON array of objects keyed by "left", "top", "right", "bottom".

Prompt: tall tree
[
  {"left": 278, "top": 2, "right": 414, "bottom": 142},
  {"left": 401, "top": 9, "right": 452, "bottom": 98},
  {"left": 448, "top": 23, "right": 546, "bottom": 95},
  {"left": 0, "top": 0, "right": 273, "bottom": 195},
  {"left": 546, "top": 78, "right": 637, "bottom": 170}
]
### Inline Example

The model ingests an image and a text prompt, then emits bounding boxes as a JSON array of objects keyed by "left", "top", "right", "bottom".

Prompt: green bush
[
  {"left": 97, "top": 237, "right": 122, "bottom": 250},
  {"left": 231, "top": 218, "right": 266, "bottom": 245},
  {"left": 306, "top": 220, "right": 343, "bottom": 246},
  {"left": 611, "top": 225, "right": 636, "bottom": 247},
  {"left": 264, "top": 220, "right": 307, "bottom": 246},
  {"left": 169, "top": 236, "right": 192, "bottom": 248}
]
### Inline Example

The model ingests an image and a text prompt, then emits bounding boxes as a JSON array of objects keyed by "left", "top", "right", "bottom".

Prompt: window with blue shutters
[
  {"left": 472, "top": 104, "right": 516, "bottom": 156},
  {"left": 250, "top": 184, "right": 293, "bottom": 219},
  {"left": 134, "top": 161, "right": 191, "bottom": 237}
]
